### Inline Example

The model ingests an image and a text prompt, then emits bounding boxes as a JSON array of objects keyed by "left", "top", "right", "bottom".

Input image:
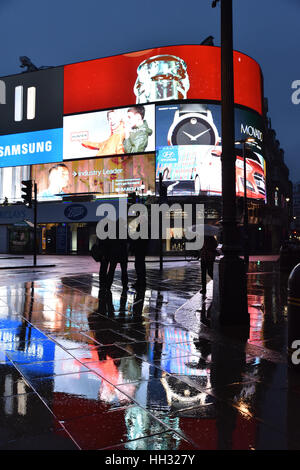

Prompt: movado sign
[
  {"left": 240, "top": 124, "right": 263, "bottom": 142},
  {"left": 235, "top": 107, "right": 264, "bottom": 146},
  {"left": 0, "top": 67, "right": 63, "bottom": 167}
]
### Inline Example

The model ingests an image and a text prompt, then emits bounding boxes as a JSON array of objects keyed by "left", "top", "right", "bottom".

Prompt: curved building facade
[{"left": 0, "top": 45, "right": 269, "bottom": 254}]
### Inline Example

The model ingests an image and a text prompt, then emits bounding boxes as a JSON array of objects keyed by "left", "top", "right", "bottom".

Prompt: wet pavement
[{"left": 0, "top": 255, "right": 298, "bottom": 450}]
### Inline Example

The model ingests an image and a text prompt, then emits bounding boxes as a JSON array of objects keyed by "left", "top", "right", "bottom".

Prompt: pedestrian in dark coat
[{"left": 200, "top": 235, "right": 218, "bottom": 295}]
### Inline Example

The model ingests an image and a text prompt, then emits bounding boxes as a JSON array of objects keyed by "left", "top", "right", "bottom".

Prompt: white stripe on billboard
[
  {"left": 14, "top": 86, "right": 23, "bottom": 122},
  {"left": 27, "top": 87, "right": 36, "bottom": 120}
]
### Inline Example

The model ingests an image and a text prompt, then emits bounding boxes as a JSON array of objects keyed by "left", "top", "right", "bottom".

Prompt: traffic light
[{"left": 21, "top": 180, "right": 32, "bottom": 207}]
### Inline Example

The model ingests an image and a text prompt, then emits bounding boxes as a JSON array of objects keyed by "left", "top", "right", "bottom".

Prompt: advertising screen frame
[
  {"left": 155, "top": 100, "right": 266, "bottom": 202},
  {"left": 0, "top": 44, "right": 264, "bottom": 203}
]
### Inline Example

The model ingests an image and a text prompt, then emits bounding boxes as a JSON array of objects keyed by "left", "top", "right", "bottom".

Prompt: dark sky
[{"left": 0, "top": 0, "right": 299, "bottom": 182}]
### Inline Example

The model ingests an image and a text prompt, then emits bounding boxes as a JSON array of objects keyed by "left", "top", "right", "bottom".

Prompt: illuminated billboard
[
  {"left": 63, "top": 105, "right": 155, "bottom": 160},
  {"left": 31, "top": 154, "right": 155, "bottom": 201},
  {"left": 155, "top": 103, "right": 266, "bottom": 200},
  {"left": 0, "top": 45, "right": 263, "bottom": 170},
  {"left": 64, "top": 45, "right": 263, "bottom": 115},
  {"left": 0, "top": 67, "right": 64, "bottom": 168},
  {"left": 0, "top": 45, "right": 265, "bottom": 205}
]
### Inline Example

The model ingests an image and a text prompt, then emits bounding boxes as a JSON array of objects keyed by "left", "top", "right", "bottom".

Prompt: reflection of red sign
[{"left": 64, "top": 45, "right": 263, "bottom": 116}]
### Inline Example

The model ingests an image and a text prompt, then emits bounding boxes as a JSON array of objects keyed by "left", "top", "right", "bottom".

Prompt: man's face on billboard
[
  {"left": 107, "top": 111, "right": 121, "bottom": 132},
  {"left": 127, "top": 111, "right": 142, "bottom": 128},
  {"left": 49, "top": 166, "right": 69, "bottom": 190}
]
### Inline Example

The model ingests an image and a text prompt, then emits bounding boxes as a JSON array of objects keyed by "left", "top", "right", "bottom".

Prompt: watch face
[{"left": 170, "top": 114, "right": 217, "bottom": 146}]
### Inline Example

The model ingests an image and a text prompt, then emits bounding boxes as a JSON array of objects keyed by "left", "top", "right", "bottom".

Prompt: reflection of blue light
[{"left": 0, "top": 319, "right": 55, "bottom": 374}]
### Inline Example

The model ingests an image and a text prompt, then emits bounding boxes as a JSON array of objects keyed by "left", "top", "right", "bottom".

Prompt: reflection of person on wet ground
[{"left": 132, "top": 288, "right": 145, "bottom": 317}]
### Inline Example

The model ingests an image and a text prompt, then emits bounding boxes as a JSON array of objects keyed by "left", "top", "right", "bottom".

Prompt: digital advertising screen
[
  {"left": 31, "top": 154, "right": 155, "bottom": 201},
  {"left": 63, "top": 104, "right": 155, "bottom": 160},
  {"left": 64, "top": 45, "right": 263, "bottom": 115},
  {"left": 0, "top": 67, "right": 64, "bottom": 168},
  {"left": 156, "top": 103, "right": 266, "bottom": 201},
  {"left": 0, "top": 45, "right": 263, "bottom": 170},
  {"left": 0, "top": 128, "right": 63, "bottom": 168}
]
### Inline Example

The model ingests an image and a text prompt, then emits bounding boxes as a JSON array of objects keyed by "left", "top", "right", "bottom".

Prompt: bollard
[{"left": 288, "top": 263, "right": 300, "bottom": 370}]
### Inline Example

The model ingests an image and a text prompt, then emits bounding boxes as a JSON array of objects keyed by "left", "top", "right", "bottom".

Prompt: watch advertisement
[
  {"left": 63, "top": 104, "right": 155, "bottom": 161},
  {"left": 31, "top": 154, "right": 155, "bottom": 201},
  {"left": 64, "top": 45, "right": 263, "bottom": 115},
  {"left": 156, "top": 103, "right": 266, "bottom": 201}
]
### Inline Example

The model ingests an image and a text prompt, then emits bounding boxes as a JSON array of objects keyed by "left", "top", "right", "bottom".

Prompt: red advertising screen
[{"left": 64, "top": 45, "right": 263, "bottom": 116}]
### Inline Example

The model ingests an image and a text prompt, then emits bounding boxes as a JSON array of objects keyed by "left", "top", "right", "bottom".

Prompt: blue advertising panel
[{"left": 0, "top": 128, "right": 63, "bottom": 168}]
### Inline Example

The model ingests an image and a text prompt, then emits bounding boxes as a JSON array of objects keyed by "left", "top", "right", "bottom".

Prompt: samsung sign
[
  {"left": 0, "top": 67, "right": 63, "bottom": 167},
  {"left": 0, "top": 128, "right": 63, "bottom": 167}
]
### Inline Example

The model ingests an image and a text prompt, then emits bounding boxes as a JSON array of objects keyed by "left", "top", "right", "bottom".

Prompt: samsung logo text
[{"left": 0, "top": 140, "right": 52, "bottom": 157}]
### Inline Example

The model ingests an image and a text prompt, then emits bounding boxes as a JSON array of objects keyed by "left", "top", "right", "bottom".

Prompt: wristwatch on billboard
[{"left": 167, "top": 103, "right": 219, "bottom": 146}]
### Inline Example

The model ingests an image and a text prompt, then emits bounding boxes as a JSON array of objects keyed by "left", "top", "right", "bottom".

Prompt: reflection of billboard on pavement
[
  {"left": 63, "top": 104, "right": 155, "bottom": 160},
  {"left": 32, "top": 154, "right": 155, "bottom": 200},
  {"left": 156, "top": 103, "right": 266, "bottom": 201}
]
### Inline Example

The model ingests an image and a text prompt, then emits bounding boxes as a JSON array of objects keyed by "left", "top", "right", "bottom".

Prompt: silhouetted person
[
  {"left": 99, "top": 220, "right": 129, "bottom": 295},
  {"left": 130, "top": 213, "right": 150, "bottom": 291},
  {"left": 200, "top": 235, "right": 218, "bottom": 295},
  {"left": 98, "top": 238, "right": 112, "bottom": 295},
  {"left": 107, "top": 237, "right": 128, "bottom": 294},
  {"left": 131, "top": 236, "right": 148, "bottom": 291}
]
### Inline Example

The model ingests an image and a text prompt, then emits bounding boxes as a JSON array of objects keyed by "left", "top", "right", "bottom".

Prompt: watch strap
[{"left": 178, "top": 103, "right": 208, "bottom": 116}]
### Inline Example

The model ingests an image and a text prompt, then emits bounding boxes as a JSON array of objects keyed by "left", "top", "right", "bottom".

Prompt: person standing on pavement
[
  {"left": 106, "top": 238, "right": 129, "bottom": 296},
  {"left": 98, "top": 238, "right": 112, "bottom": 295},
  {"left": 131, "top": 237, "right": 148, "bottom": 291},
  {"left": 99, "top": 219, "right": 128, "bottom": 295},
  {"left": 200, "top": 235, "right": 218, "bottom": 296},
  {"left": 129, "top": 213, "right": 149, "bottom": 291}
]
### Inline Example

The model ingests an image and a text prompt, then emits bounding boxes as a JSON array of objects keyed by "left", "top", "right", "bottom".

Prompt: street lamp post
[
  {"left": 210, "top": 0, "right": 249, "bottom": 331},
  {"left": 242, "top": 141, "right": 249, "bottom": 267}
]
